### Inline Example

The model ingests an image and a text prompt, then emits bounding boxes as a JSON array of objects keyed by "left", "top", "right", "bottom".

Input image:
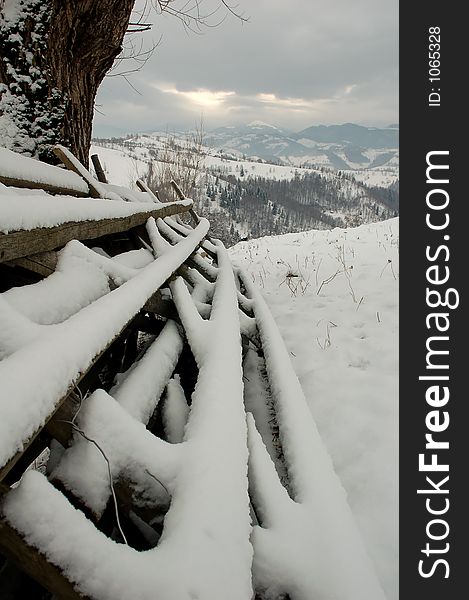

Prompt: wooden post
[
  {"left": 53, "top": 145, "right": 105, "bottom": 199},
  {"left": 90, "top": 154, "right": 108, "bottom": 184},
  {"left": 169, "top": 180, "right": 185, "bottom": 201},
  {"left": 170, "top": 180, "right": 199, "bottom": 227},
  {"left": 136, "top": 179, "right": 161, "bottom": 203}
]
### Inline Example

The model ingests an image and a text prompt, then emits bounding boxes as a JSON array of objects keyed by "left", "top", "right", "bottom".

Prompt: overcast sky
[{"left": 93, "top": 0, "right": 398, "bottom": 136}]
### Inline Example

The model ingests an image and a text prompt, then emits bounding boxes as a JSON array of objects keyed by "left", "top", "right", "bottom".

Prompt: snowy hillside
[
  {"left": 90, "top": 142, "right": 314, "bottom": 187},
  {"left": 93, "top": 124, "right": 399, "bottom": 186},
  {"left": 206, "top": 122, "right": 399, "bottom": 177},
  {"left": 230, "top": 218, "right": 399, "bottom": 600},
  {"left": 91, "top": 136, "right": 398, "bottom": 247}
]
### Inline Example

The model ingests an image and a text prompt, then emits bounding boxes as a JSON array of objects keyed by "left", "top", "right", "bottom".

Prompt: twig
[
  {"left": 144, "top": 468, "right": 171, "bottom": 498},
  {"left": 317, "top": 268, "right": 341, "bottom": 295},
  {"left": 379, "top": 259, "right": 395, "bottom": 279},
  {"left": 58, "top": 420, "right": 128, "bottom": 545}
]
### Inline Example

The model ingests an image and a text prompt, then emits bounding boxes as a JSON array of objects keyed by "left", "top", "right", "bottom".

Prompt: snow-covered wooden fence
[{"left": 0, "top": 147, "right": 385, "bottom": 599}]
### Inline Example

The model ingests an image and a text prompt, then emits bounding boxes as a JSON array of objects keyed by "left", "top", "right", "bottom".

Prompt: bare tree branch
[{"left": 111, "top": 0, "right": 248, "bottom": 81}]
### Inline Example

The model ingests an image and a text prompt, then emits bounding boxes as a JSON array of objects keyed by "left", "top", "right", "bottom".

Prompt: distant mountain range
[
  {"left": 205, "top": 122, "right": 399, "bottom": 171},
  {"left": 296, "top": 123, "right": 398, "bottom": 148}
]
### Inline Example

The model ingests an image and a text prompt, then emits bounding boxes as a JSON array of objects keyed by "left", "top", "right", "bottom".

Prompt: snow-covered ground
[
  {"left": 0, "top": 143, "right": 397, "bottom": 596},
  {"left": 92, "top": 142, "right": 326, "bottom": 185},
  {"left": 90, "top": 144, "right": 148, "bottom": 188},
  {"left": 91, "top": 139, "right": 399, "bottom": 189},
  {"left": 230, "top": 218, "right": 399, "bottom": 600}
]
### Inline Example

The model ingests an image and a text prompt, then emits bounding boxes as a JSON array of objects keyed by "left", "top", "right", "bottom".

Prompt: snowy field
[
  {"left": 230, "top": 218, "right": 399, "bottom": 600},
  {"left": 90, "top": 145, "right": 148, "bottom": 187}
]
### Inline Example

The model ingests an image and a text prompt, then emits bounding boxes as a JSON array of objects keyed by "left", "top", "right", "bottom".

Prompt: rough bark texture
[
  {"left": 0, "top": 0, "right": 135, "bottom": 166},
  {"left": 47, "top": 0, "right": 135, "bottom": 166}
]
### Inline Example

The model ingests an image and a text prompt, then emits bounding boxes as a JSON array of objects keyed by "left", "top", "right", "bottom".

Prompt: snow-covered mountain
[
  {"left": 295, "top": 122, "right": 399, "bottom": 148},
  {"left": 205, "top": 122, "right": 399, "bottom": 173},
  {"left": 207, "top": 122, "right": 308, "bottom": 161}
]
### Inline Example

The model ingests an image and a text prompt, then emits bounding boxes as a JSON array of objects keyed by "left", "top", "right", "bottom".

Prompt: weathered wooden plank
[
  {"left": 0, "top": 175, "right": 89, "bottom": 197},
  {"left": 7, "top": 250, "right": 58, "bottom": 277},
  {"left": 46, "top": 393, "right": 169, "bottom": 527},
  {"left": 144, "top": 290, "right": 179, "bottom": 321},
  {"left": 0, "top": 351, "right": 115, "bottom": 483},
  {"left": 53, "top": 145, "right": 106, "bottom": 199},
  {"left": 0, "top": 326, "right": 132, "bottom": 482},
  {"left": 0, "top": 326, "right": 139, "bottom": 482},
  {"left": 0, "top": 517, "right": 89, "bottom": 600},
  {"left": 3, "top": 433, "right": 50, "bottom": 487},
  {"left": 44, "top": 391, "right": 82, "bottom": 448},
  {"left": 0, "top": 394, "right": 74, "bottom": 483},
  {"left": 136, "top": 178, "right": 161, "bottom": 202},
  {"left": 0, "top": 220, "right": 209, "bottom": 480},
  {"left": 169, "top": 179, "right": 187, "bottom": 202},
  {"left": 0, "top": 201, "right": 192, "bottom": 263},
  {"left": 0, "top": 148, "right": 91, "bottom": 197}
]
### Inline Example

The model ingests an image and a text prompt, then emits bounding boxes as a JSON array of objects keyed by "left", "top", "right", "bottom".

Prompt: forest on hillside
[{"left": 198, "top": 171, "right": 399, "bottom": 245}]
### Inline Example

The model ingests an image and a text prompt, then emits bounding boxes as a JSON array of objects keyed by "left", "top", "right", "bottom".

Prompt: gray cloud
[{"left": 93, "top": 0, "right": 398, "bottom": 136}]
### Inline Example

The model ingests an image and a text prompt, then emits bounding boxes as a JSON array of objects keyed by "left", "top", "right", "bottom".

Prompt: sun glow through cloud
[
  {"left": 158, "top": 85, "right": 236, "bottom": 108},
  {"left": 94, "top": 0, "right": 397, "bottom": 135}
]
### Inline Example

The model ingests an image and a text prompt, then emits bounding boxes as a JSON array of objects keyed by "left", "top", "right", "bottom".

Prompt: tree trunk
[{"left": 0, "top": 0, "right": 135, "bottom": 166}]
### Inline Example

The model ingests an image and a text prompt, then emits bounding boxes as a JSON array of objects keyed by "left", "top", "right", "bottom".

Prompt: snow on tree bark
[{"left": 0, "top": 0, "right": 134, "bottom": 166}]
